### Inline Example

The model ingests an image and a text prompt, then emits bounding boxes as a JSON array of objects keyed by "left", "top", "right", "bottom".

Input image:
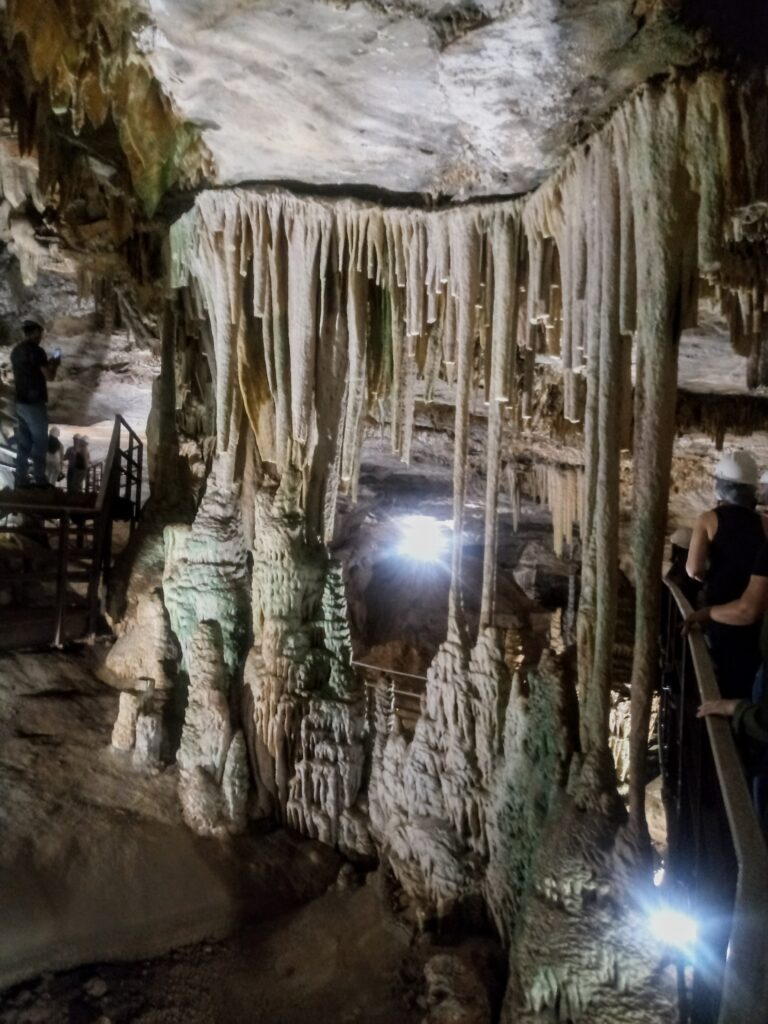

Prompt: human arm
[
  {"left": 43, "top": 352, "right": 60, "bottom": 381},
  {"left": 698, "top": 696, "right": 768, "bottom": 745},
  {"left": 683, "top": 573, "right": 768, "bottom": 633},
  {"left": 710, "top": 574, "right": 768, "bottom": 626},
  {"left": 686, "top": 512, "right": 714, "bottom": 581},
  {"left": 697, "top": 699, "right": 740, "bottom": 719}
]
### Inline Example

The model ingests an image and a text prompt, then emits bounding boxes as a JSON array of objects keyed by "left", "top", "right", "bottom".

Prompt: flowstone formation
[
  {"left": 243, "top": 468, "right": 370, "bottom": 856},
  {"left": 177, "top": 621, "right": 249, "bottom": 836},
  {"left": 160, "top": 458, "right": 252, "bottom": 833},
  {"left": 162, "top": 459, "right": 250, "bottom": 678},
  {"left": 3, "top": 0, "right": 213, "bottom": 215},
  {"left": 367, "top": 639, "right": 575, "bottom": 925}
]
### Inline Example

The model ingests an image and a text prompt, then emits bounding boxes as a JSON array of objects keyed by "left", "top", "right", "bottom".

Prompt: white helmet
[
  {"left": 714, "top": 450, "right": 758, "bottom": 486},
  {"left": 49, "top": 426, "right": 60, "bottom": 438},
  {"left": 670, "top": 527, "right": 693, "bottom": 549}
]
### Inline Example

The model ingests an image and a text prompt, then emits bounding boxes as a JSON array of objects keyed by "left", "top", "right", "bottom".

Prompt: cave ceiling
[{"left": 143, "top": 0, "right": 703, "bottom": 199}]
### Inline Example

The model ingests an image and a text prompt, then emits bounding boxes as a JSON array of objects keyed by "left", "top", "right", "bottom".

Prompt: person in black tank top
[{"left": 687, "top": 451, "right": 766, "bottom": 699}]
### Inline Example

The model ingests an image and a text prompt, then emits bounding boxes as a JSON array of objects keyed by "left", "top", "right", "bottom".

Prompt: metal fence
[{"left": 660, "top": 577, "right": 768, "bottom": 1024}]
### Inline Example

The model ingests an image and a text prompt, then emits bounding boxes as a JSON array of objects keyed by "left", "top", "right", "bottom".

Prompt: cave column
[{"left": 626, "top": 88, "right": 698, "bottom": 843}]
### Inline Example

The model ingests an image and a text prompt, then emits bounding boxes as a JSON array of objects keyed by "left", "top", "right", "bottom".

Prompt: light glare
[
  {"left": 397, "top": 516, "right": 448, "bottom": 563},
  {"left": 648, "top": 908, "right": 698, "bottom": 952}
]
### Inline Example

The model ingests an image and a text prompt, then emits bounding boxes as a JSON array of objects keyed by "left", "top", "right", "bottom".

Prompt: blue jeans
[{"left": 15, "top": 402, "right": 48, "bottom": 486}]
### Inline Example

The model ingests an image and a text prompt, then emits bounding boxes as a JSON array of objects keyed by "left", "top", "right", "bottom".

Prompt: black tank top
[{"left": 704, "top": 504, "right": 765, "bottom": 607}]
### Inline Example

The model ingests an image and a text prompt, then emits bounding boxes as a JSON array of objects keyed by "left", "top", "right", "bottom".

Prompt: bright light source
[
  {"left": 396, "top": 515, "right": 449, "bottom": 563},
  {"left": 653, "top": 867, "right": 665, "bottom": 888},
  {"left": 648, "top": 907, "right": 698, "bottom": 953}
]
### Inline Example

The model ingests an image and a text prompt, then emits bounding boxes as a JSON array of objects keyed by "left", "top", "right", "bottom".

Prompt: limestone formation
[
  {"left": 105, "top": 590, "right": 179, "bottom": 691},
  {"left": 243, "top": 468, "right": 370, "bottom": 855},
  {"left": 110, "top": 691, "right": 143, "bottom": 753},
  {"left": 422, "top": 952, "right": 492, "bottom": 1024},
  {"left": 177, "top": 621, "right": 248, "bottom": 836},
  {"left": 134, "top": 709, "right": 163, "bottom": 769},
  {"left": 150, "top": 68, "right": 768, "bottom": 1017},
  {"left": 162, "top": 458, "right": 251, "bottom": 677}
]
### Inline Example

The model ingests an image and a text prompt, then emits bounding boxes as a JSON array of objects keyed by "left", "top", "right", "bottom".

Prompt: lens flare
[
  {"left": 648, "top": 907, "right": 698, "bottom": 952},
  {"left": 396, "top": 516, "right": 449, "bottom": 563}
]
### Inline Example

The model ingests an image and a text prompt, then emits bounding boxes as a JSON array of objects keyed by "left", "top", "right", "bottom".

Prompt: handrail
[
  {"left": 0, "top": 414, "right": 143, "bottom": 648},
  {"left": 663, "top": 576, "right": 768, "bottom": 1024}
]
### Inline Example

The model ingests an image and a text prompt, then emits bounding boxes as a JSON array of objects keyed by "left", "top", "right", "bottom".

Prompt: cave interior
[{"left": 1, "top": 2, "right": 768, "bottom": 1023}]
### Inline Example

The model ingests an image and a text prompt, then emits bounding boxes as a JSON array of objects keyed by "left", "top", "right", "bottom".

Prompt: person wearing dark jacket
[
  {"left": 10, "top": 313, "right": 60, "bottom": 488},
  {"left": 686, "top": 540, "right": 768, "bottom": 828},
  {"left": 686, "top": 450, "right": 767, "bottom": 698}
]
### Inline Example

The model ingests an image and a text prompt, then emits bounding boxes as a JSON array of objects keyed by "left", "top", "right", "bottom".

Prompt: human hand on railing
[
  {"left": 681, "top": 606, "right": 710, "bottom": 635},
  {"left": 697, "top": 699, "right": 739, "bottom": 719}
]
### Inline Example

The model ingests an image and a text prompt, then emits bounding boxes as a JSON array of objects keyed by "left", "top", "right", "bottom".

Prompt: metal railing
[
  {"left": 0, "top": 415, "right": 143, "bottom": 647},
  {"left": 353, "top": 660, "right": 426, "bottom": 735},
  {"left": 85, "top": 459, "right": 103, "bottom": 495},
  {"left": 660, "top": 577, "right": 768, "bottom": 1024}
]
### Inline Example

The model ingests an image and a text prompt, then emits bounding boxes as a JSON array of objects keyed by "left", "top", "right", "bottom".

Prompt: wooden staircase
[{"left": 0, "top": 416, "right": 143, "bottom": 650}]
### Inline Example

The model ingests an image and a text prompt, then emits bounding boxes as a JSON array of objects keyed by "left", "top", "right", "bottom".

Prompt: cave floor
[
  {"left": 0, "top": 650, "right": 344, "bottom": 991},
  {"left": 0, "top": 881, "right": 421, "bottom": 1024},
  {"left": 0, "top": 647, "right": 423, "bottom": 1022}
]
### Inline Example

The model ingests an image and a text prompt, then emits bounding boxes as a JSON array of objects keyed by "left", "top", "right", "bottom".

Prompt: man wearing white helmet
[
  {"left": 686, "top": 449, "right": 767, "bottom": 699},
  {"left": 10, "top": 313, "right": 61, "bottom": 489}
]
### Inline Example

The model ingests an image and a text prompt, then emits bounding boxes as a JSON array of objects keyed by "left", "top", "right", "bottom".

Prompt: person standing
[
  {"left": 65, "top": 433, "right": 86, "bottom": 494},
  {"left": 45, "top": 426, "right": 63, "bottom": 485},
  {"left": 10, "top": 313, "right": 60, "bottom": 489},
  {"left": 686, "top": 543, "right": 768, "bottom": 831},
  {"left": 686, "top": 450, "right": 767, "bottom": 699}
]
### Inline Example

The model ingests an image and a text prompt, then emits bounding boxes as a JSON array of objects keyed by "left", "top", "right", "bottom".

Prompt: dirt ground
[
  {"left": 0, "top": 649, "right": 487, "bottom": 1024},
  {"left": 0, "top": 879, "right": 424, "bottom": 1024}
]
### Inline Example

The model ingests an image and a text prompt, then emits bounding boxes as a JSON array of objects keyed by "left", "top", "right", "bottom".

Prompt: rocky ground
[
  {"left": 0, "top": 881, "right": 427, "bottom": 1024},
  {"left": 0, "top": 648, "right": 342, "bottom": 989},
  {"left": 0, "top": 646, "right": 504, "bottom": 1024}
]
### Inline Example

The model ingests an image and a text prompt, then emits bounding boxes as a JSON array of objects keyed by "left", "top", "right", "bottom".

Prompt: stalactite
[
  {"left": 267, "top": 200, "right": 293, "bottom": 469},
  {"left": 340, "top": 258, "right": 369, "bottom": 493},
  {"left": 446, "top": 213, "right": 482, "bottom": 640},
  {"left": 480, "top": 215, "right": 520, "bottom": 627},
  {"left": 527, "top": 465, "right": 584, "bottom": 559},
  {"left": 286, "top": 211, "right": 321, "bottom": 446},
  {"left": 581, "top": 137, "right": 622, "bottom": 793},
  {"left": 676, "top": 388, "right": 768, "bottom": 448}
]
